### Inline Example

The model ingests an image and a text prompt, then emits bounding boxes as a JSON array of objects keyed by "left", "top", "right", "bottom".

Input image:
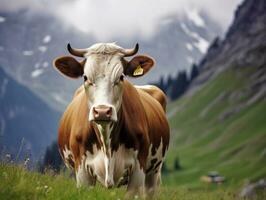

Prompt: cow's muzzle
[{"left": 92, "top": 105, "right": 113, "bottom": 122}]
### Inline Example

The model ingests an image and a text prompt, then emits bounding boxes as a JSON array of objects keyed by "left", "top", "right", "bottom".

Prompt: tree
[
  {"left": 161, "top": 162, "right": 170, "bottom": 175},
  {"left": 174, "top": 157, "right": 181, "bottom": 171},
  {"left": 190, "top": 64, "right": 199, "bottom": 81},
  {"left": 40, "top": 141, "right": 63, "bottom": 173},
  {"left": 170, "top": 71, "right": 189, "bottom": 100}
]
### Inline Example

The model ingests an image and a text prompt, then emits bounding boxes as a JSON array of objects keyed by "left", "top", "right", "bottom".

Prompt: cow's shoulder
[
  {"left": 58, "top": 89, "right": 94, "bottom": 158},
  {"left": 134, "top": 85, "right": 167, "bottom": 112}
]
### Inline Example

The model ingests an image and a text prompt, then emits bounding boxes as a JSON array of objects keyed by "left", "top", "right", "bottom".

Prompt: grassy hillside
[
  {"left": 2, "top": 163, "right": 265, "bottom": 200},
  {"left": 164, "top": 65, "right": 266, "bottom": 189}
]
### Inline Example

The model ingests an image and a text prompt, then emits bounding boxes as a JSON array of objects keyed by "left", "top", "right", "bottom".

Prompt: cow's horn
[
  {"left": 67, "top": 43, "right": 87, "bottom": 57},
  {"left": 121, "top": 43, "right": 139, "bottom": 57}
]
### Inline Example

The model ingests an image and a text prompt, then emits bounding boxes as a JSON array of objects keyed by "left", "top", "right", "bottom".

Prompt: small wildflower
[
  {"left": 5, "top": 154, "right": 11, "bottom": 163},
  {"left": 5, "top": 154, "right": 11, "bottom": 159},
  {"left": 24, "top": 158, "right": 30, "bottom": 167}
]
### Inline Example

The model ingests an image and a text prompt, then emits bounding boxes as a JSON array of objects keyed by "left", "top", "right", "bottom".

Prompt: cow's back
[{"left": 135, "top": 85, "right": 167, "bottom": 112}]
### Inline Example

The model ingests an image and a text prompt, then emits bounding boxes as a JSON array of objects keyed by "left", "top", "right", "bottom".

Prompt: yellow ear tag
[{"left": 133, "top": 65, "right": 144, "bottom": 76}]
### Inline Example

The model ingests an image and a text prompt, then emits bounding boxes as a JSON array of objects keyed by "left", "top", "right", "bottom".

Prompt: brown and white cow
[{"left": 53, "top": 43, "right": 169, "bottom": 196}]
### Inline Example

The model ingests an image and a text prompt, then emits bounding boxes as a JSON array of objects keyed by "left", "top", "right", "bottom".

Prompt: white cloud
[{"left": 0, "top": 0, "right": 243, "bottom": 40}]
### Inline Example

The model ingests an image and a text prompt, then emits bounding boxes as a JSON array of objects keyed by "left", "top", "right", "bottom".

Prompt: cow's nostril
[
  {"left": 106, "top": 107, "right": 112, "bottom": 117},
  {"left": 93, "top": 107, "right": 99, "bottom": 117}
]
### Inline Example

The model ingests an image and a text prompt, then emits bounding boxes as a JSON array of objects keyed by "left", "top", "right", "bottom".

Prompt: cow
[{"left": 53, "top": 43, "right": 170, "bottom": 196}]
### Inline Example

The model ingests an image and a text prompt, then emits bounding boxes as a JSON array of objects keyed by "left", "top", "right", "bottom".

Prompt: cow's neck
[
  {"left": 92, "top": 107, "right": 122, "bottom": 155},
  {"left": 95, "top": 123, "right": 113, "bottom": 157},
  {"left": 93, "top": 110, "right": 123, "bottom": 188}
]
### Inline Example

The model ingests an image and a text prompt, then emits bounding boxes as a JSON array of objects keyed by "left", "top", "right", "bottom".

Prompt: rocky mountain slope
[
  {"left": 0, "top": 67, "right": 60, "bottom": 161},
  {"left": 165, "top": 0, "right": 266, "bottom": 188},
  {"left": 188, "top": 0, "right": 266, "bottom": 96}
]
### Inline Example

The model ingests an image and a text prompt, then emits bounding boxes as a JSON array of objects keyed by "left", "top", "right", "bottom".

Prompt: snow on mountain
[
  {"left": 42, "top": 62, "right": 49, "bottom": 68},
  {"left": 186, "top": 43, "right": 194, "bottom": 51},
  {"left": 186, "top": 8, "right": 206, "bottom": 28},
  {"left": 193, "top": 35, "right": 209, "bottom": 54},
  {"left": 180, "top": 23, "right": 209, "bottom": 53},
  {"left": 42, "top": 35, "right": 51, "bottom": 43},
  {"left": 38, "top": 46, "right": 47, "bottom": 53},
  {"left": 23, "top": 50, "right": 34, "bottom": 56},
  {"left": 31, "top": 69, "right": 44, "bottom": 78},
  {"left": 0, "top": 16, "right": 5, "bottom": 23}
]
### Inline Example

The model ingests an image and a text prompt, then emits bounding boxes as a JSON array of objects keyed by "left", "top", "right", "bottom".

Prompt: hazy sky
[{"left": 1, "top": 0, "right": 243, "bottom": 40}]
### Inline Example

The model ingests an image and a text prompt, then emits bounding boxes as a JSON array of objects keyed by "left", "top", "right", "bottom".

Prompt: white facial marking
[{"left": 82, "top": 43, "right": 125, "bottom": 122}]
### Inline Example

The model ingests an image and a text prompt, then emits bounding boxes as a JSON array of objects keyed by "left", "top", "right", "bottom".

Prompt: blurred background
[{"left": 0, "top": 0, "right": 265, "bottom": 198}]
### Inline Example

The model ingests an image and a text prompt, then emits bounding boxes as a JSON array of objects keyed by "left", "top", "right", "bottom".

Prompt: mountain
[
  {"left": 0, "top": 9, "right": 220, "bottom": 111},
  {"left": 0, "top": 67, "right": 60, "bottom": 161},
  {"left": 165, "top": 0, "right": 266, "bottom": 188},
  {"left": 188, "top": 0, "right": 266, "bottom": 95}
]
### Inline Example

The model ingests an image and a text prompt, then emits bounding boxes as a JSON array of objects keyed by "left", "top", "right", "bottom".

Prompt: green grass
[
  {"left": 1, "top": 163, "right": 265, "bottom": 200},
  {"left": 164, "top": 66, "right": 266, "bottom": 189}
]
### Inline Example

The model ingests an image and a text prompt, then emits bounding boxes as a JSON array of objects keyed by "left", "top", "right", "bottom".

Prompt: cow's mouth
[{"left": 93, "top": 119, "right": 113, "bottom": 125}]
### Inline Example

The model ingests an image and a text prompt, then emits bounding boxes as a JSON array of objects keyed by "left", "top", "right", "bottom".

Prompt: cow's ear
[
  {"left": 53, "top": 56, "right": 85, "bottom": 78},
  {"left": 124, "top": 55, "right": 154, "bottom": 78}
]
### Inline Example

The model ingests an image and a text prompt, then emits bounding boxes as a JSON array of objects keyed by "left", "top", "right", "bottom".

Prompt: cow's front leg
[
  {"left": 75, "top": 159, "right": 96, "bottom": 188},
  {"left": 145, "top": 170, "right": 161, "bottom": 196},
  {"left": 126, "top": 161, "right": 145, "bottom": 198}
]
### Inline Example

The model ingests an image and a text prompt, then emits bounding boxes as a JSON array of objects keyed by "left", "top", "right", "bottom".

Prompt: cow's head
[{"left": 53, "top": 43, "right": 154, "bottom": 124}]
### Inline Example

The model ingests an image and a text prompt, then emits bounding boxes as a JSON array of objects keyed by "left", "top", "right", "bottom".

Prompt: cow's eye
[
  {"left": 83, "top": 75, "right": 88, "bottom": 82},
  {"left": 83, "top": 75, "right": 95, "bottom": 87},
  {"left": 114, "top": 75, "right": 124, "bottom": 86}
]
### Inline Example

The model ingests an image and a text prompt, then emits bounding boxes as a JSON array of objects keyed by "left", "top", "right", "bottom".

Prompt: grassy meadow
[
  {"left": 2, "top": 163, "right": 265, "bottom": 200},
  {"left": 163, "top": 66, "right": 266, "bottom": 191}
]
